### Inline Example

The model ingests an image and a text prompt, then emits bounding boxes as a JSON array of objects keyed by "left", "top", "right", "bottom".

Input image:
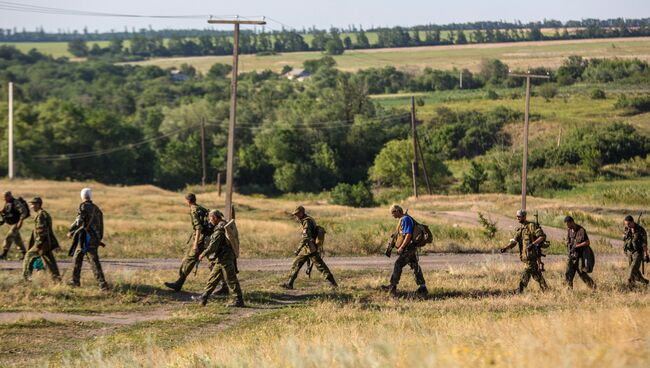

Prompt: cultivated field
[{"left": 125, "top": 37, "right": 650, "bottom": 74}]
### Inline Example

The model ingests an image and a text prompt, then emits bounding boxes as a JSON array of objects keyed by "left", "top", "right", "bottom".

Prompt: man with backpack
[
  {"left": 382, "top": 204, "right": 428, "bottom": 297},
  {"left": 0, "top": 191, "right": 29, "bottom": 260},
  {"left": 564, "top": 216, "right": 596, "bottom": 290},
  {"left": 23, "top": 197, "right": 61, "bottom": 282},
  {"left": 623, "top": 214, "right": 650, "bottom": 288},
  {"left": 281, "top": 206, "right": 337, "bottom": 290},
  {"left": 67, "top": 188, "right": 108, "bottom": 290},
  {"left": 165, "top": 193, "right": 228, "bottom": 294}
]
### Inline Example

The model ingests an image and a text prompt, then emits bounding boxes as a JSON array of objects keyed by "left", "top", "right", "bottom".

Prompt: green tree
[
  {"left": 67, "top": 38, "right": 88, "bottom": 57},
  {"left": 460, "top": 161, "right": 488, "bottom": 193}
]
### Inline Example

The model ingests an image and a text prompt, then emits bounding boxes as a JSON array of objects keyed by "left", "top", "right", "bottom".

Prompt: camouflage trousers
[
  {"left": 23, "top": 248, "right": 60, "bottom": 281},
  {"left": 71, "top": 245, "right": 107, "bottom": 287},
  {"left": 390, "top": 245, "right": 426, "bottom": 287},
  {"left": 3, "top": 224, "right": 25, "bottom": 253},
  {"left": 204, "top": 253, "right": 242, "bottom": 302},
  {"left": 565, "top": 257, "right": 595, "bottom": 289},
  {"left": 288, "top": 251, "right": 334, "bottom": 284},
  {"left": 626, "top": 251, "right": 649, "bottom": 286},
  {"left": 519, "top": 258, "right": 548, "bottom": 291},
  {"left": 176, "top": 240, "right": 206, "bottom": 286}
]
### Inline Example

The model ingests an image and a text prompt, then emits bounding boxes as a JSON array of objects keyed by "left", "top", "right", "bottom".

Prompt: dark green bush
[
  {"left": 591, "top": 88, "right": 607, "bottom": 100},
  {"left": 330, "top": 182, "right": 375, "bottom": 207}
]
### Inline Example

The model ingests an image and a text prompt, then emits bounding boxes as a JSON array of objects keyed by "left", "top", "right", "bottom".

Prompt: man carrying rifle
[
  {"left": 501, "top": 210, "right": 549, "bottom": 293},
  {"left": 23, "top": 197, "right": 61, "bottom": 282},
  {"left": 0, "top": 191, "right": 29, "bottom": 260},
  {"left": 67, "top": 188, "right": 108, "bottom": 290},
  {"left": 382, "top": 204, "right": 427, "bottom": 297},
  {"left": 564, "top": 216, "right": 596, "bottom": 290},
  {"left": 280, "top": 206, "right": 337, "bottom": 290},
  {"left": 623, "top": 214, "right": 650, "bottom": 288}
]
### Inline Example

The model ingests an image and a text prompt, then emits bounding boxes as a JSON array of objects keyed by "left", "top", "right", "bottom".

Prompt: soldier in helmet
[
  {"left": 623, "top": 215, "right": 649, "bottom": 288},
  {"left": 0, "top": 191, "right": 29, "bottom": 260},
  {"left": 500, "top": 209, "right": 549, "bottom": 293},
  {"left": 564, "top": 216, "right": 596, "bottom": 290},
  {"left": 281, "top": 206, "right": 337, "bottom": 289},
  {"left": 193, "top": 210, "right": 244, "bottom": 307}
]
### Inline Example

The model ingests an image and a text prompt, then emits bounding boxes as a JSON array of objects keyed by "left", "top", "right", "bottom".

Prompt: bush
[
  {"left": 615, "top": 94, "right": 650, "bottom": 114},
  {"left": 486, "top": 90, "right": 499, "bottom": 100},
  {"left": 538, "top": 84, "right": 558, "bottom": 101},
  {"left": 591, "top": 88, "right": 607, "bottom": 100},
  {"left": 330, "top": 182, "right": 375, "bottom": 207}
]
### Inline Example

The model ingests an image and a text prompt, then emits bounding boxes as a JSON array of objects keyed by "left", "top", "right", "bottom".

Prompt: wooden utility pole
[
  {"left": 217, "top": 172, "right": 222, "bottom": 197},
  {"left": 410, "top": 96, "right": 419, "bottom": 198},
  {"left": 200, "top": 118, "right": 207, "bottom": 186},
  {"left": 208, "top": 18, "right": 266, "bottom": 220},
  {"left": 416, "top": 135, "right": 432, "bottom": 195},
  {"left": 459, "top": 70, "right": 463, "bottom": 89},
  {"left": 7, "top": 82, "right": 13, "bottom": 180},
  {"left": 508, "top": 71, "right": 550, "bottom": 211}
]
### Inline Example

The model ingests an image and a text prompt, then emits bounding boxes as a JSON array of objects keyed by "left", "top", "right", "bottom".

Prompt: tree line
[{"left": 1, "top": 45, "right": 649, "bottom": 202}]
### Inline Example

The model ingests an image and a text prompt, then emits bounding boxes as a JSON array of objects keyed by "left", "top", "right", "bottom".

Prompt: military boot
[
  {"left": 99, "top": 282, "right": 110, "bottom": 291},
  {"left": 280, "top": 282, "right": 294, "bottom": 290},
  {"left": 67, "top": 280, "right": 80, "bottom": 288},
  {"left": 19, "top": 252, "right": 26, "bottom": 261},
  {"left": 416, "top": 285, "right": 428, "bottom": 297},
  {"left": 326, "top": 275, "right": 338, "bottom": 288},
  {"left": 228, "top": 295, "right": 245, "bottom": 308},
  {"left": 516, "top": 283, "right": 525, "bottom": 294},
  {"left": 0, "top": 249, "right": 8, "bottom": 260},
  {"left": 192, "top": 293, "right": 209, "bottom": 306},
  {"left": 164, "top": 280, "right": 182, "bottom": 292}
]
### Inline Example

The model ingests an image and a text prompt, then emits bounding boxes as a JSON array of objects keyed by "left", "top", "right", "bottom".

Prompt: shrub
[
  {"left": 615, "top": 94, "right": 650, "bottom": 114},
  {"left": 330, "top": 182, "right": 375, "bottom": 207},
  {"left": 591, "top": 88, "right": 607, "bottom": 100},
  {"left": 539, "top": 84, "right": 558, "bottom": 101},
  {"left": 486, "top": 89, "right": 499, "bottom": 100}
]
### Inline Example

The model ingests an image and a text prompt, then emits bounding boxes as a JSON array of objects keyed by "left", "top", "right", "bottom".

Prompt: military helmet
[
  {"left": 516, "top": 209, "right": 527, "bottom": 217},
  {"left": 29, "top": 197, "right": 43, "bottom": 205},
  {"left": 292, "top": 206, "right": 305, "bottom": 215},
  {"left": 390, "top": 204, "right": 403, "bottom": 214},
  {"left": 624, "top": 215, "right": 634, "bottom": 222},
  {"left": 210, "top": 209, "right": 225, "bottom": 219}
]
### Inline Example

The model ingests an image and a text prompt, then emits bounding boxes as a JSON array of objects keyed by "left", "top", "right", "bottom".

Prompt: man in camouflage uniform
[
  {"left": 0, "top": 191, "right": 29, "bottom": 260},
  {"left": 564, "top": 216, "right": 596, "bottom": 290},
  {"left": 67, "top": 188, "right": 108, "bottom": 290},
  {"left": 623, "top": 215, "right": 650, "bottom": 288},
  {"left": 165, "top": 193, "right": 228, "bottom": 294},
  {"left": 281, "top": 206, "right": 337, "bottom": 289},
  {"left": 501, "top": 210, "right": 549, "bottom": 293},
  {"left": 23, "top": 197, "right": 61, "bottom": 282},
  {"left": 193, "top": 210, "right": 244, "bottom": 307},
  {"left": 382, "top": 204, "right": 428, "bottom": 297}
]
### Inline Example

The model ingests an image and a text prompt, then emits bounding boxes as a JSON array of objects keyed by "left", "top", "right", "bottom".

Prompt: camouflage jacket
[
  {"left": 513, "top": 221, "right": 546, "bottom": 261},
  {"left": 624, "top": 224, "right": 647, "bottom": 253},
  {"left": 298, "top": 216, "right": 318, "bottom": 253},
  {"left": 69, "top": 201, "right": 103, "bottom": 245},
  {"left": 190, "top": 204, "right": 210, "bottom": 235},
  {"left": 30, "top": 209, "right": 59, "bottom": 253},
  {"left": 200, "top": 221, "right": 234, "bottom": 262},
  {"left": 2, "top": 198, "right": 28, "bottom": 225}
]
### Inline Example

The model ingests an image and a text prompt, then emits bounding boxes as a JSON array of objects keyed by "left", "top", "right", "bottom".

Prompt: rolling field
[{"left": 123, "top": 37, "right": 650, "bottom": 74}]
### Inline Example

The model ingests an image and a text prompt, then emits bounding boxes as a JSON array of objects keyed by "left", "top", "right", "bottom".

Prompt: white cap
[{"left": 80, "top": 188, "right": 92, "bottom": 201}]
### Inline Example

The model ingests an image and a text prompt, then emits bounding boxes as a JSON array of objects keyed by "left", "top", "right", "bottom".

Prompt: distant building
[
  {"left": 283, "top": 68, "right": 311, "bottom": 82},
  {"left": 170, "top": 69, "right": 189, "bottom": 82}
]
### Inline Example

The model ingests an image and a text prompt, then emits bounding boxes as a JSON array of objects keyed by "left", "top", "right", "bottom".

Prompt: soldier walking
[
  {"left": 67, "top": 188, "right": 108, "bottom": 290},
  {"left": 193, "top": 210, "right": 244, "bottom": 307},
  {"left": 501, "top": 210, "right": 549, "bottom": 293},
  {"left": 382, "top": 205, "right": 428, "bottom": 297},
  {"left": 165, "top": 193, "right": 228, "bottom": 295},
  {"left": 281, "top": 206, "right": 337, "bottom": 289},
  {"left": 23, "top": 197, "right": 61, "bottom": 282},
  {"left": 623, "top": 215, "right": 650, "bottom": 288},
  {"left": 0, "top": 191, "right": 29, "bottom": 260},
  {"left": 564, "top": 216, "right": 596, "bottom": 290}
]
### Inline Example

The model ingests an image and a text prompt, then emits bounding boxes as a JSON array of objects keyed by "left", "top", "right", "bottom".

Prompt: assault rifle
[
  {"left": 531, "top": 211, "right": 547, "bottom": 272},
  {"left": 385, "top": 232, "right": 397, "bottom": 258}
]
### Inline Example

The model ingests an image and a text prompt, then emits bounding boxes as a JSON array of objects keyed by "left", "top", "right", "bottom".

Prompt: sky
[{"left": 1, "top": 0, "right": 649, "bottom": 33}]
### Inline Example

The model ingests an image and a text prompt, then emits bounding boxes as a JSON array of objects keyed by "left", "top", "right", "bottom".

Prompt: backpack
[
  {"left": 4, "top": 197, "right": 29, "bottom": 225},
  {"left": 17, "top": 197, "right": 30, "bottom": 219},
  {"left": 582, "top": 245, "right": 596, "bottom": 273},
  {"left": 402, "top": 214, "right": 433, "bottom": 247},
  {"left": 314, "top": 225, "right": 326, "bottom": 249}
]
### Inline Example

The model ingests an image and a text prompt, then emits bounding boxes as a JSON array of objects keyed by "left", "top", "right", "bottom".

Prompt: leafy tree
[
  {"left": 207, "top": 63, "right": 233, "bottom": 78},
  {"left": 330, "top": 182, "right": 375, "bottom": 207},
  {"left": 67, "top": 39, "right": 88, "bottom": 57},
  {"left": 460, "top": 161, "right": 488, "bottom": 193}
]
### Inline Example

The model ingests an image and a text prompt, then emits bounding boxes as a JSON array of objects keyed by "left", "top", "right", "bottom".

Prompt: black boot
[
  {"left": 0, "top": 249, "right": 8, "bottom": 260},
  {"left": 326, "top": 275, "right": 338, "bottom": 288},
  {"left": 228, "top": 295, "right": 245, "bottom": 308},
  {"left": 192, "top": 293, "right": 209, "bottom": 306},
  {"left": 280, "top": 282, "right": 294, "bottom": 290},
  {"left": 516, "top": 282, "right": 525, "bottom": 294},
  {"left": 164, "top": 280, "right": 182, "bottom": 292},
  {"left": 416, "top": 285, "right": 428, "bottom": 297}
]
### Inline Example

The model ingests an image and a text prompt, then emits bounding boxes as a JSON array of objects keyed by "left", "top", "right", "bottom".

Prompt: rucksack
[
  {"left": 402, "top": 214, "right": 433, "bottom": 247},
  {"left": 17, "top": 197, "right": 30, "bottom": 219},
  {"left": 582, "top": 245, "right": 596, "bottom": 273},
  {"left": 314, "top": 225, "right": 326, "bottom": 249},
  {"left": 4, "top": 197, "right": 29, "bottom": 224}
]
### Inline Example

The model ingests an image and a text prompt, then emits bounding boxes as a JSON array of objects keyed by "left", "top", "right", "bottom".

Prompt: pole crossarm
[
  {"left": 208, "top": 20, "right": 266, "bottom": 25},
  {"left": 508, "top": 73, "right": 551, "bottom": 79}
]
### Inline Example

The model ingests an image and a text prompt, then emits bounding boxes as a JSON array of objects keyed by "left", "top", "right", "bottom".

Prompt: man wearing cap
[
  {"left": 193, "top": 210, "right": 244, "bottom": 307},
  {"left": 0, "top": 191, "right": 29, "bottom": 260},
  {"left": 382, "top": 204, "right": 428, "bottom": 297},
  {"left": 501, "top": 210, "right": 549, "bottom": 293},
  {"left": 67, "top": 188, "right": 108, "bottom": 290},
  {"left": 23, "top": 197, "right": 61, "bottom": 282},
  {"left": 623, "top": 215, "right": 649, "bottom": 288},
  {"left": 564, "top": 216, "right": 596, "bottom": 290},
  {"left": 165, "top": 193, "right": 228, "bottom": 294},
  {"left": 281, "top": 206, "right": 337, "bottom": 289}
]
